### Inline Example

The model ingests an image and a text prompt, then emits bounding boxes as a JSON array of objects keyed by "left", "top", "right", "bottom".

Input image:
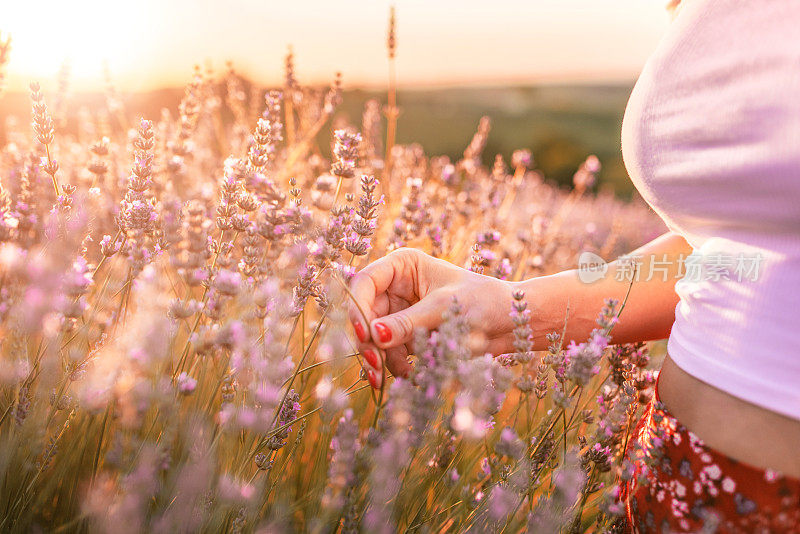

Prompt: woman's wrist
[
  {"left": 512, "top": 270, "right": 590, "bottom": 351},
  {"left": 510, "top": 275, "right": 558, "bottom": 350}
]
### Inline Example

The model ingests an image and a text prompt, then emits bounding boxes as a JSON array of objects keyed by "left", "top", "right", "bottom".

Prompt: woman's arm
[
  {"left": 348, "top": 231, "right": 691, "bottom": 384},
  {"left": 519, "top": 231, "right": 691, "bottom": 349}
]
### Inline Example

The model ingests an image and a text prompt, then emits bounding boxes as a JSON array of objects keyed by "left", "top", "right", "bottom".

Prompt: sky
[{"left": 0, "top": 0, "right": 672, "bottom": 92}]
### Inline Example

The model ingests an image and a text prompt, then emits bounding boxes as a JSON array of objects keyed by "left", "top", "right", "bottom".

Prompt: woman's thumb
[{"left": 369, "top": 294, "right": 447, "bottom": 349}]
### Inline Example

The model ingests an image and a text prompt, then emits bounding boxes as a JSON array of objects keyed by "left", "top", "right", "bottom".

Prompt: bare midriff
[{"left": 657, "top": 354, "right": 800, "bottom": 479}]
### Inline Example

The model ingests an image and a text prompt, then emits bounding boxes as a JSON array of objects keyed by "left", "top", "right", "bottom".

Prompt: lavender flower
[
  {"left": 59, "top": 256, "right": 93, "bottom": 321},
  {"left": 331, "top": 129, "right": 361, "bottom": 180},
  {"left": 563, "top": 299, "right": 618, "bottom": 387},
  {"left": 509, "top": 289, "right": 533, "bottom": 364},
  {"left": 176, "top": 372, "right": 197, "bottom": 395},
  {"left": 248, "top": 116, "right": 282, "bottom": 171},
  {"left": 511, "top": 149, "right": 533, "bottom": 170},
  {"left": 118, "top": 118, "right": 157, "bottom": 276},
  {"left": 345, "top": 175, "right": 382, "bottom": 256},
  {"left": 573, "top": 154, "right": 601, "bottom": 192},
  {"left": 290, "top": 262, "right": 321, "bottom": 316},
  {"left": 30, "top": 82, "right": 60, "bottom": 194},
  {"left": 321, "top": 409, "right": 361, "bottom": 515},
  {"left": 267, "top": 390, "right": 301, "bottom": 451},
  {"left": 452, "top": 353, "right": 512, "bottom": 439}
]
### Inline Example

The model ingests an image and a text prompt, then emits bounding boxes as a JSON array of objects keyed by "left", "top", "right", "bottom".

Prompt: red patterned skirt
[{"left": 621, "top": 379, "right": 800, "bottom": 533}]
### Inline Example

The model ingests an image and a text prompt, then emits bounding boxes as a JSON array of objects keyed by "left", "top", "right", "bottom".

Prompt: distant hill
[
  {"left": 0, "top": 84, "right": 636, "bottom": 194},
  {"left": 335, "top": 85, "right": 635, "bottom": 195}
]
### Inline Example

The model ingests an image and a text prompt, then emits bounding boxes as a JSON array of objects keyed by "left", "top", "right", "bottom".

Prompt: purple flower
[{"left": 176, "top": 373, "right": 197, "bottom": 395}]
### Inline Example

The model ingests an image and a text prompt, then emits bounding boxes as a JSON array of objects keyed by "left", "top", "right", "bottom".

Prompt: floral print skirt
[{"left": 621, "top": 381, "right": 800, "bottom": 533}]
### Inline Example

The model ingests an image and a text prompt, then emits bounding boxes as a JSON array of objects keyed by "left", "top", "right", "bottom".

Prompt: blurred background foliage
[
  {"left": 0, "top": 83, "right": 635, "bottom": 195},
  {"left": 337, "top": 84, "right": 634, "bottom": 195}
]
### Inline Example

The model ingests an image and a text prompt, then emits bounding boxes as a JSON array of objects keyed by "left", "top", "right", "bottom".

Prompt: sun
[{"left": 0, "top": 0, "right": 149, "bottom": 91}]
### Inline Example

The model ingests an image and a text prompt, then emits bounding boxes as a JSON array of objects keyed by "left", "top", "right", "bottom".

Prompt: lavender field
[{"left": 0, "top": 21, "right": 670, "bottom": 533}]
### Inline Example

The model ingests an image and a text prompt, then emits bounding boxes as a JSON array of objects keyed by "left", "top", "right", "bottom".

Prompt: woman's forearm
[{"left": 516, "top": 232, "right": 692, "bottom": 349}]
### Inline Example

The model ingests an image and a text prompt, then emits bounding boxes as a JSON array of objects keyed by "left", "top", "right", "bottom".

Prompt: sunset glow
[{"left": 1, "top": 0, "right": 671, "bottom": 91}]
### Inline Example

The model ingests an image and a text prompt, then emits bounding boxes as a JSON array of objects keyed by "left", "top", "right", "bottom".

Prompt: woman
[{"left": 349, "top": 0, "right": 800, "bottom": 532}]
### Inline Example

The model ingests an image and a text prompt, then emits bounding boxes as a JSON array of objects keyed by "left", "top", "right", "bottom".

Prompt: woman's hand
[
  {"left": 348, "top": 232, "right": 690, "bottom": 389},
  {"left": 348, "top": 248, "right": 517, "bottom": 387}
]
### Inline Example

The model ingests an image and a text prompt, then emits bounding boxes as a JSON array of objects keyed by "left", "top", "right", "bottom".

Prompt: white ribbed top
[{"left": 622, "top": 0, "right": 800, "bottom": 420}]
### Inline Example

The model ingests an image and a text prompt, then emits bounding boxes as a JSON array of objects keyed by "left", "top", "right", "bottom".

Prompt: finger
[
  {"left": 385, "top": 345, "right": 412, "bottom": 379},
  {"left": 350, "top": 294, "right": 385, "bottom": 358},
  {"left": 366, "top": 367, "right": 382, "bottom": 389},
  {"left": 353, "top": 292, "right": 390, "bottom": 345},
  {"left": 374, "top": 292, "right": 391, "bottom": 317},
  {"left": 370, "top": 291, "right": 447, "bottom": 350},
  {"left": 358, "top": 344, "right": 383, "bottom": 390},
  {"left": 387, "top": 292, "right": 410, "bottom": 315},
  {"left": 359, "top": 343, "right": 383, "bottom": 373},
  {"left": 348, "top": 252, "right": 409, "bottom": 341}
]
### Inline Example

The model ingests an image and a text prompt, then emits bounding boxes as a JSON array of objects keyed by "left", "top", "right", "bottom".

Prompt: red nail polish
[
  {"left": 374, "top": 322, "right": 392, "bottom": 343},
  {"left": 363, "top": 349, "right": 379, "bottom": 369},
  {"left": 354, "top": 322, "right": 368, "bottom": 343},
  {"left": 367, "top": 370, "right": 381, "bottom": 389}
]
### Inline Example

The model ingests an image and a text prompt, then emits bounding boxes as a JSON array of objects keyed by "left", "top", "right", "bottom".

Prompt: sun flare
[{"left": 0, "top": 0, "right": 148, "bottom": 90}]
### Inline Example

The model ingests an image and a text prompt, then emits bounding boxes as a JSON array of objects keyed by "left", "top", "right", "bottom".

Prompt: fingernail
[
  {"left": 363, "top": 349, "right": 379, "bottom": 369},
  {"left": 367, "top": 370, "right": 381, "bottom": 389},
  {"left": 354, "top": 321, "right": 368, "bottom": 343},
  {"left": 374, "top": 322, "right": 392, "bottom": 343}
]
